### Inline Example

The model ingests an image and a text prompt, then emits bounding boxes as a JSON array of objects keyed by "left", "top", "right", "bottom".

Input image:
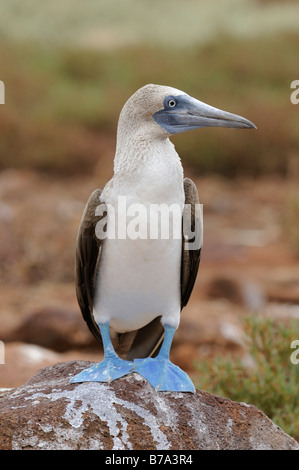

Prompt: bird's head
[{"left": 118, "top": 84, "right": 256, "bottom": 140}]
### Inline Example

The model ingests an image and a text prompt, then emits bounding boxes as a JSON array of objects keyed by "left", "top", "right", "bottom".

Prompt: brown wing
[
  {"left": 181, "top": 177, "right": 202, "bottom": 308},
  {"left": 126, "top": 177, "right": 202, "bottom": 360},
  {"left": 75, "top": 189, "right": 105, "bottom": 345},
  {"left": 75, "top": 190, "right": 152, "bottom": 356},
  {"left": 74, "top": 188, "right": 157, "bottom": 357}
]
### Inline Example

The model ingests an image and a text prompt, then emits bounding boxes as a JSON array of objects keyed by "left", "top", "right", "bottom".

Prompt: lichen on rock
[{"left": 0, "top": 361, "right": 298, "bottom": 450}]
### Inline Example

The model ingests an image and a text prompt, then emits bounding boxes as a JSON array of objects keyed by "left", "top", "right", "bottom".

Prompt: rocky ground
[
  {"left": 0, "top": 168, "right": 298, "bottom": 390},
  {"left": 1, "top": 361, "right": 298, "bottom": 450}
]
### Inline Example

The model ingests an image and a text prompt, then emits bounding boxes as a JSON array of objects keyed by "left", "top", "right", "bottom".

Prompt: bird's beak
[
  {"left": 183, "top": 96, "right": 257, "bottom": 130},
  {"left": 153, "top": 94, "right": 257, "bottom": 135}
]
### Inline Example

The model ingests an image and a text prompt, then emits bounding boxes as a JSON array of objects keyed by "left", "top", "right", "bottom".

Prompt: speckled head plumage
[
  {"left": 120, "top": 84, "right": 182, "bottom": 119},
  {"left": 117, "top": 83, "right": 256, "bottom": 140},
  {"left": 116, "top": 84, "right": 183, "bottom": 140}
]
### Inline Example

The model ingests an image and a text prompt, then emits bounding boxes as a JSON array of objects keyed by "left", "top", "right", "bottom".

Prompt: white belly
[
  {"left": 93, "top": 211, "right": 182, "bottom": 332},
  {"left": 93, "top": 141, "right": 185, "bottom": 333}
]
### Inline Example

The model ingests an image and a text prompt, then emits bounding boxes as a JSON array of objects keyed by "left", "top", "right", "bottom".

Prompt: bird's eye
[{"left": 168, "top": 99, "right": 176, "bottom": 108}]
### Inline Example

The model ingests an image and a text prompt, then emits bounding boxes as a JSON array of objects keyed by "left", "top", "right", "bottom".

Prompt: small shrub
[{"left": 195, "top": 316, "right": 299, "bottom": 440}]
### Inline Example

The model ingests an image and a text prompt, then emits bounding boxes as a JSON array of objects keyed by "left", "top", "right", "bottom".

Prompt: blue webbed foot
[
  {"left": 132, "top": 357, "right": 195, "bottom": 393},
  {"left": 131, "top": 324, "right": 195, "bottom": 393},
  {"left": 70, "top": 322, "right": 133, "bottom": 384},
  {"left": 70, "top": 356, "right": 134, "bottom": 384}
]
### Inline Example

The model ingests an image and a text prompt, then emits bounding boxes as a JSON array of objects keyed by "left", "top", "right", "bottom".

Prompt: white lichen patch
[
  {"left": 153, "top": 393, "right": 179, "bottom": 428},
  {"left": 240, "top": 402, "right": 253, "bottom": 408},
  {"left": 12, "top": 382, "right": 171, "bottom": 450},
  {"left": 185, "top": 402, "right": 209, "bottom": 438},
  {"left": 226, "top": 418, "right": 233, "bottom": 432}
]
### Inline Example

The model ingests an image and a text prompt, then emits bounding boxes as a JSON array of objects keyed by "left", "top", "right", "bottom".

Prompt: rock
[
  {"left": 4, "top": 307, "right": 98, "bottom": 352},
  {"left": 0, "top": 342, "right": 101, "bottom": 388},
  {"left": 0, "top": 342, "right": 61, "bottom": 388},
  {"left": 172, "top": 300, "right": 248, "bottom": 371},
  {"left": 205, "top": 276, "right": 266, "bottom": 310},
  {"left": 267, "top": 283, "right": 299, "bottom": 305},
  {"left": 0, "top": 361, "right": 298, "bottom": 450},
  {"left": 0, "top": 388, "right": 14, "bottom": 399},
  {"left": 0, "top": 201, "right": 14, "bottom": 222}
]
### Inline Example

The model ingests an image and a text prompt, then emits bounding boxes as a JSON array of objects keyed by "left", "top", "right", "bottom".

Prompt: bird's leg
[
  {"left": 132, "top": 324, "right": 195, "bottom": 393},
  {"left": 70, "top": 322, "right": 134, "bottom": 384}
]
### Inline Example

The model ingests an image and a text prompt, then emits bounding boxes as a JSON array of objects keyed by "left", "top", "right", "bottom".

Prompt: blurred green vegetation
[
  {"left": 0, "top": 33, "right": 298, "bottom": 175},
  {"left": 195, "top": 317, "right": 299, "bottom": 441}
]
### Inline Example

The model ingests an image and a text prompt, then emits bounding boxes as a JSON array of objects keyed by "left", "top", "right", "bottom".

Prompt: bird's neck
[{"left": 113, "top": 129, "right": 184, "bottom": 199}]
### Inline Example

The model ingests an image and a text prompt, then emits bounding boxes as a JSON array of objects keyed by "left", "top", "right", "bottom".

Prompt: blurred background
[{"left": 0, "top": 0, "right": 298, "bottom": 439}]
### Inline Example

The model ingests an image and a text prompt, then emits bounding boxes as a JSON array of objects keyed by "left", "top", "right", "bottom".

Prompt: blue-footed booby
[{"left": 71, "top": 84, "right": 256, "bottom": 392}]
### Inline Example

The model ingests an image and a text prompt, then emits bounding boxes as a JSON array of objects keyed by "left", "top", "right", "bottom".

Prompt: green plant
[{"left": 195, "top": 316, "right": 299, "bottom": 440}]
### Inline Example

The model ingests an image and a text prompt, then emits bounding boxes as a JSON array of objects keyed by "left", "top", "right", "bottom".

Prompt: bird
[{"left": 70, "top": 84, "right": 256, "bottom": 392}]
